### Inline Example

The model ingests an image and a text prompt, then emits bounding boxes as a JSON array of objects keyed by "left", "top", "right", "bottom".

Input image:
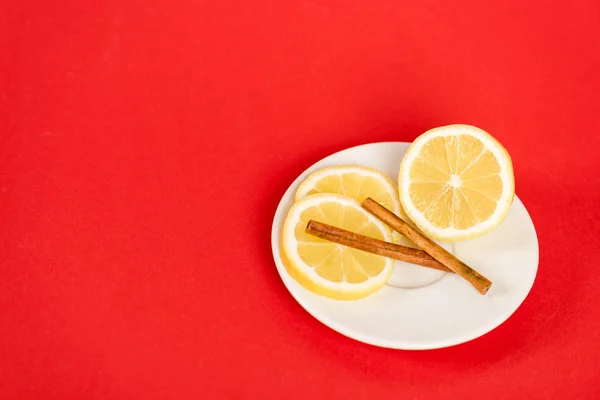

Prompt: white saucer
[{"left": 271, "top": 142, "right": 539, "bottom": 350}]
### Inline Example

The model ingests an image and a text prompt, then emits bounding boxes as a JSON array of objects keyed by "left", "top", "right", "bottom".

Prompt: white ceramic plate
[{"left": 271, "top": 142, "right": 538, "bottom": 350}]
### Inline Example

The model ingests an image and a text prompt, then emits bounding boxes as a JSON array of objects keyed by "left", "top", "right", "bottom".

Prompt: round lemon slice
[
  {"left": 295, "top": 165, "right": 402, "bottom": 216},
  {"left": 399, "top": 124, "right": 515, "bottom": 242},
  {"left": 281, "top": 193, "right": 394, "bottom": 300}
]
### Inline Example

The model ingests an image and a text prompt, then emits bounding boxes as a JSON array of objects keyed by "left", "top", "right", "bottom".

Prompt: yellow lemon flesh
[
  {"left": 295, "top": 165, "right": 402, "bottom": 216},
  {"left": 399, "top": 124, "right": 514, "bottom": 242},
  {"left": 295, "top": 165, "right": 413, "bottom": 245},
  {"left": 281, "top": 194, "right": 394, "bottom": 300}
]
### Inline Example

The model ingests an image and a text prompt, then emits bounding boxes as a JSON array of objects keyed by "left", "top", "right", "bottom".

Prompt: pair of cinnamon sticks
[{"left": 306, "top": 198, "right": 492, "bottom": 295}]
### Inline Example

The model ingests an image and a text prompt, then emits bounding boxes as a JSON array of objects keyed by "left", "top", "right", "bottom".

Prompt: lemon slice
[
  {"left": 399, "top": 124, "right": 515, "bottom": 242},
  {"left": 281, "top": 193, "right": 394, "bottom": 300},
  {"left": 295, "top": 165, "right": 402, "bottom": 216}
]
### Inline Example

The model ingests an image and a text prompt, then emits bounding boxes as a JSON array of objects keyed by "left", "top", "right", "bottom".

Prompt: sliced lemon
[
  {"left": 295, "top": 165, "right": 402, "bottom": 216},
  {"left": 399, "top": 124, "right": 515, "bottom": 242},
  {"left": 295, "top": 165, "right": 410, "bottom": 244},
  {"left": 281, "top": 193, "right": 394, "bottom": 300}
]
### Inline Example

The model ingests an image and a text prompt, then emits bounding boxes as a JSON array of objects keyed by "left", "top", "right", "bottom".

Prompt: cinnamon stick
[
  {"left": 305, "top": 220, "right": 452, "bottom": 273},
  {"left": 361, "top": 198, "right": 492, "bottom": 295}
]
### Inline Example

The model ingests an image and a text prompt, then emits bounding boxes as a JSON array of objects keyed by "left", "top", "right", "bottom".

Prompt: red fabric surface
[{"left": 1, "top": 1, "right": 600, "bottom": 398}]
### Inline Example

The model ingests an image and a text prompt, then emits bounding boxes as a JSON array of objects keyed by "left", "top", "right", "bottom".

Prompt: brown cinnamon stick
[
  {"left": 305, "top": 220, "right": 452, "bottom": 273},
  {"left": 362, "top": 197, "right": 492, "bottom": 295}
]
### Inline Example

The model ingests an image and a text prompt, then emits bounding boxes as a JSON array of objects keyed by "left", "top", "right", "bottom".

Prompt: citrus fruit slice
[
  {"left": 281, "top": 193, "right": 394, "bottom": 300},
  {"left": 398, "top": 124, "right": 515, "bottom": 242},
  {"left": 295, "top": 165, "right": 402, "bottom": 216}
]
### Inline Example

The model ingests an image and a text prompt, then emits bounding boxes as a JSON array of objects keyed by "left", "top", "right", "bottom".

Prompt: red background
[{"left": 2, "top": 1, "right": 600, "bottom": 398}]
